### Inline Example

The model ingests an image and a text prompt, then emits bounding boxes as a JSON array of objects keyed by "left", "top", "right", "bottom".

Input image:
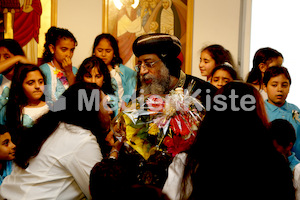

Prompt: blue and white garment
[
  {"left": 265, "top": 100, "right": 300, "bottom": 158},
  {"left": 0, "top": 161, "right": 13, "bottom": 185},
  {"left": 110, "top": 64, "right": 136, "bottom": 116},
  {"left": 40, "top": 63, "right": 78, "bottom": 105},
  {"left": 21, "top": 104, "right": 49, "bottom": 128},
  {"left": 0, "top": 75, "right": 11, "bottom": 125}
]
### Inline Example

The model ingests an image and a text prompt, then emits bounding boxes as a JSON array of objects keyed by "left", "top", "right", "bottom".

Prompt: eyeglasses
[{"left": 135, "top": 59, "right": 161, "bottom": 71}]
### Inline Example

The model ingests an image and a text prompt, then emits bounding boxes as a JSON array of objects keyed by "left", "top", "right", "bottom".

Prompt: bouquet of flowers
[{"left": 112, "top": 87, "right": 206, "bottom": 160}]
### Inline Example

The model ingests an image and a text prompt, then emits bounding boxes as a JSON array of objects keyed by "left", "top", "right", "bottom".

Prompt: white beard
[{"left": 140, "top": 65, "right": 170, "bottom": 95}]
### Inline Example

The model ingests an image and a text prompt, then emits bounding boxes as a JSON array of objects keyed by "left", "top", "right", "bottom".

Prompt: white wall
[
  {"left": 250, "top": 0, "right": 300, "bottom": 105},
  {"left": 191, "top": 0, "right": 242, "bottom": 80},
  {"left": 56, "top": 0, "right": 246, "bottom": 74},
  {"left": 57, "top": 0, "right": 102, "bottom": 68}
]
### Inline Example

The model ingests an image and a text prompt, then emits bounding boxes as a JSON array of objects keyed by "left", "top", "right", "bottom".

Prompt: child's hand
[
  {"left": 62, "top": 56, "right": 73, "bottom": 74},
  {"left": 61, "top": 56, "right": 76, "bottom": 85},
  {"left": 105, "top": 130, "right": 115, "bottom": 146},
  {"left": 18, "top": 56, "right": 33, "bottom": 64}
]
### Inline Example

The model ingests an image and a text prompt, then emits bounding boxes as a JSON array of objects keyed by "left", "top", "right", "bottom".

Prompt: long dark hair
[
  {"left": 0, "top": 39, "right": 25, "bottom": 56},
  {"left": 14, "top": 82, "right": 109, "bottom": 168},
  {"left": 201, "top": 44, "right": 235, "bottom": 68},
  {"left": 42, "top": 26, "right": 78, "bottom": 63},
  {"left": 92, "top": 33, "right": 123, "bottom": 66},
  {"left": 76, "top": 56, "right": 115, "bottom": 95},
  {"left": 183, "top": 82, "right": 294, "bottom": 199},
  {"left": 6, "top": 64, "right": 46, "bottom": 138},
  {"left": 247, "top": 47, "right": 283, "bottom": 88}
]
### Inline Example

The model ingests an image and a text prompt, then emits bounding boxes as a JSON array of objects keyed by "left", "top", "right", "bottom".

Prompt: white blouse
[
  {"left": 162, "top": 153, "right": 193, "bottom": 200},
  {"left": 0, "top": 122, "right": 103, "bottom": 200}
]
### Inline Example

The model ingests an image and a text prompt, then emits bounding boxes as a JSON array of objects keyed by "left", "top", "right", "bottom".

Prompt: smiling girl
[{"left": 199, "top": 44, "right": 235, "bottom": 82}]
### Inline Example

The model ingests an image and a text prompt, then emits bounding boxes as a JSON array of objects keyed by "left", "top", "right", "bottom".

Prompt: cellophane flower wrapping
[{"left": 112, "top": 88, "right": 206, "bottom": 160}]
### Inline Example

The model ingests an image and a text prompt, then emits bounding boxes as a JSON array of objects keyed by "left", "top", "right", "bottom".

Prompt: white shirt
[
  {"left": 22, "top": 104, "right": 49, "bottom": 122},
  {"left": 162, "top": 153, "right": 192, "bottom": 200},
  {"left": 0, "top": 122, "right": 103, "bottom": 200},
  {"left": 294, "top": 164, "right": 300, "bottom": 200},
  {"left": 259, "top": 89, "right": 268, "bottom": 101}
]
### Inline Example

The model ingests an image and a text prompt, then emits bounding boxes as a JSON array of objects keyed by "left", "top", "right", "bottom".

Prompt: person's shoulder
[
  {"left": 39, "top": 63, "right": 49, "bottom": 69},
  {"left": 72, "top": 66, "right": 78, "bottom": 74},
  {"left": 39, "top": 63, "right": 52, "bottom": 75},
  {"left": 185, "top": 74, "right": 217, "bottom": 92},
  {"left": 119, "top": 64, "right": 136, "bottom": 74},
  {"left": 286, "top": 101, "right": 300, "bottom": 111},
  {"left": 264, "top": 100, "right": 279, "bottom": 113}
]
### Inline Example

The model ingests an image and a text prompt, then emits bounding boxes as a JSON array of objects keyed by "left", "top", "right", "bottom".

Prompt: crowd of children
[{"left": 0, "top": 25, "right": 299, "bottom": 199}]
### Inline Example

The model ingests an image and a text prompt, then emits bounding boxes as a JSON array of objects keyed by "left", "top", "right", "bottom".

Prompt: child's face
[
  {"left": 265, "top": 74, "right": 290, "bottom": 107},
  {"left": 22, "top": 70, "right": 45, "bottom": 103},
  {"left": 50, "top": 37, "right": 75, "bottom": 66},
  {"left": 0, "top": 47, "right": 15, "bottom": 77},
  {"left": 260, "top": 56, "right": 283, "bottom": 74},
  {"left": 268, "top": 56, "right": 283, "bottom": 68},
  {"left": 83, "top": 67, "right": 104, "bottom": 88},
  {"left": 199, "top": 50, "right": 216, "bottom": 78},
  {"left": 211, "top": 69, "right": 233, "bottom": 89},
  {"left": 0, "top": 47, "right": 14, "bottom": 63},
  {"left": 0, "top": 132, "right": 16, "bottom": 160},
  {"left": 94, "top": 39, "right": 114, "bottom": 67}
]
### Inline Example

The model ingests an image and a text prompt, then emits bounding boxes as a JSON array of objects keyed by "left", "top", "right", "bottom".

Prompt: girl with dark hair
[
  {"left": 199, "top": 44, "right": 235, "bottom": 82},
  {"left": 0, "top": 39, "right": 32, "bottom": 125},
  {"left": 76, "top": 56, "right": 118, "bottom": 117},
  {"left": 210, "top": 63, "right": 239, "bottom": 89},
  {"left": 6, "top": 64, "right": 49, "bottom": 141},
  {"left": 40, "top": 26, "right": 78, "bottom": 104},
  {"left": 92, "top": 33, "right": 137, "bottom": 115},
  {"left": 76, "top": 56, "right": 114, "bottom": 95},
  {"left": 246, "top": 47, "right": 283, "bottom": 100},
  {"left": 0, "top": 82, "right": 113, "bottom": 199},
  {"left": 163, "top": 82, "right": 295, "bottom": 200}
]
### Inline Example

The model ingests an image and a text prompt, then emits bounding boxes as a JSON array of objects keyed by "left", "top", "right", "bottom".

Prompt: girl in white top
[
  {"left": 0, "top": 82, "right": 113, "bottom": 199},
  {"left": 6, "top": 64, "right": 49, "bottom": 143}
]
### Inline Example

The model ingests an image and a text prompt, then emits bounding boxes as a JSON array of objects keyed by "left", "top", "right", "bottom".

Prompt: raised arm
[{"left": 0, "top": 55, "right": 32, "bottom": 74}]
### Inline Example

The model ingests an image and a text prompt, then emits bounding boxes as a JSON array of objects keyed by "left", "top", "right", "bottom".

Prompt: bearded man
[{"left": 132, "top": 33, "right": 217, "bottom": 109}]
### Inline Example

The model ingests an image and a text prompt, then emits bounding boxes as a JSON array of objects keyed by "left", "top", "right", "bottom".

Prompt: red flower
[
  {"left": 170, "top": 115, "right": 191, "bottom": 136},
  {"left": 164, "top": 135, "right": 195, "bottom": 157},
  {"left": 163, "top": 136, "right": 174, "bottom": 147}
]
